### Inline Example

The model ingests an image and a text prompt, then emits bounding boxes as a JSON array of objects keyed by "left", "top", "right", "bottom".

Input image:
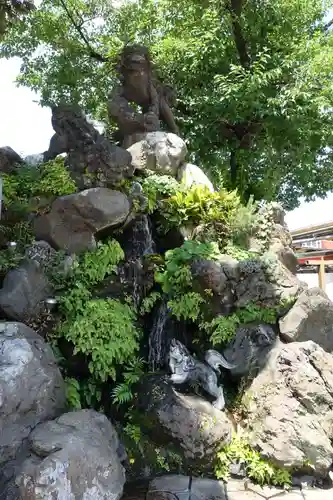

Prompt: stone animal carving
[
  {"left": 168, "top": 339, "right": 235, "bottom": 410},
  {"left": 108, "top": 44, "right": 179, "bottom": 148},
  {"left": 223, "top": 323, "right": 277, "bottom": 379}
]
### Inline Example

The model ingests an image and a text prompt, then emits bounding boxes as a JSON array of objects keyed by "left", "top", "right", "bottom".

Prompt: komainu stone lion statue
[
  {"left": 108, "top": 44, "right": 179, "bottom": 147},
  {"left": 168, "top": 339, "right": 235, "bottom": 410}
]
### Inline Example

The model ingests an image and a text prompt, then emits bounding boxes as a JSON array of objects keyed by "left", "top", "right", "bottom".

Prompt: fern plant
[{"left": 112, "top": 357, "right": 145, "bottom": 405}]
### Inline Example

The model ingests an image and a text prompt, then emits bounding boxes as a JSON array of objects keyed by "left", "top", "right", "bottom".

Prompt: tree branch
[
  {"left": 58, "top": 0, "right": 109, "bottom": 62},
  {"left": 226, "top": 0, "right": 250, "bottom": 68},
  {"left": 324, "top": 18, "right": 333, "bottom": 31}
]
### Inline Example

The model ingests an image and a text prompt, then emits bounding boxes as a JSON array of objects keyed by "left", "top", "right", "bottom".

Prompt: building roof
[{"left": 291, "top": 220, "right": 333, "bottom": 239}]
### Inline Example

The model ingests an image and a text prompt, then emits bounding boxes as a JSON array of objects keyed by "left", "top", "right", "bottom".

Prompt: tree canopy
[
  {"left": 2, "top": 0, "right": 333, "bottom": 209},
  {"left": 0, "top": 0, "right": 35, "bottom": 37}
]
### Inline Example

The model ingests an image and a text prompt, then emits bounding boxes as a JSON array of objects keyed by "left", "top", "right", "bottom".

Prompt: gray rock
[
  {"left": 148, "top": 475, "right": 227, "bottom": 500},
  {"left": 0, "top": 260, "right": 51, "bottom": 321},
  {"left": 243, "top": 340, "right": 333, "bottom": 476},
  {"left": 23, "top": 154, "right": 44, "bottom": 167},
  {"left": 45, "top": 104, "right": 134, "bottom": 187},
  {"left": 279, "top": 288, "right": 333, "bottom": 352},
  {"left": 16, "top": 410, "right": 125, "bottom": 500},
  {"left": 0, "top": 146, "right": 22, "bottom": 173},
  {"left": 177, "top": 163, "right": 215, "bottom": 192},
  {"left": 234, "top": 254, "right": 302, "bottom": 307},
  {"left": 136, "top": 375, "right": 233, "bottom": 469},
  {"left": 33, "top": 188, "right": 131, "bottom": 253},
  {"left": 127, "top": 132, "right": 187, "bottom": 176},
  {"left": 0, "top": 322, "right": 65, "bottom": 470}
]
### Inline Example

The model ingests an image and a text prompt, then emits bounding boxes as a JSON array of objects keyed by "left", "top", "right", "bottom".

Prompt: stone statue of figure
[
  {"left": 107, "top": 44, "right": 179, "bottom": 148},
  {"left": 168, "top": 339, "right": 236, "bottom": 410}
]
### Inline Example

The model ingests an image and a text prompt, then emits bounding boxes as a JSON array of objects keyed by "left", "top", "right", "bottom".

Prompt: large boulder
[
  {"left": 16, "top": 410, "right": 126, "bottom": 500},
  {"left": 0, "top": 260, "right": 51, "bottom": 321},
  {"left": 233, "top": 255, "right": 303, "bottom": 308},
  {"left": 279, "top": 287, "right": 333, "bottom": 352},
  {"left": 33, "top": 188, "right": 131, "bottom": 253},
  {"left": 0, "top": 146, "right": 22, "bottom": 173},
  {"left": 136, "top": 375, "right": 233, "bottom": 469},
  {"left": 190, "top": 254, "right": 302, "bottom": 311},
  {"left": 242, "top": 340, "right": 333, "bottom": 476},
  {"left": 177, "top": 163, "right": 215, "bottom": 192},
  {"left": 0, "top": 323, "right": 65, "bottom": 496},
  {"left": 127, "top": 132, "right": 187, "bottom": 176}
]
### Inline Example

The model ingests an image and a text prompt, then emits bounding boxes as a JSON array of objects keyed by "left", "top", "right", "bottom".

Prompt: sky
[{"left": 1, "top": 29, "right": 333, "bottom": 231}]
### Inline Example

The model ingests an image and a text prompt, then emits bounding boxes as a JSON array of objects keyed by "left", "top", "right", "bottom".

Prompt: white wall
[{"left": 297, "top": 272, "right": 333, "bottom": 302}]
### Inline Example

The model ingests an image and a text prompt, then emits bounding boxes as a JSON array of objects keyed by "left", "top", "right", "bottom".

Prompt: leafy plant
[
  {"left": 155, "top": 240, "right": 221, "bottom": 321},
  {"left": 0, "top": 247, "right": 24, "bottom": 274},
  {"left": 141, "top": 174, "right": 180, "bottom": 213},
  {"left": 112, "top": 357, "right": 145, "bottom": 405},
  {"left": 201, "top": 302, "right": 281, "bottom": 346},
  {"left": 139, "top": 291, "right": 162, "bottom": 315},
  {"left": 59, "top": 298, "right": 140, "bottom": 382},
  {"left": 65, "top": 377, "right": 82, "bottom": 410},
  {"left": 31, "top": 157, "right": 77, "bottom": 198},
  {"left": 55, "top": 239, "right": 140, "bottom": 383},
  {"left": 160, "top": 185, "right": 252, "bottom": 247},
  {"left": 168, "top": 292, "right": 204, "bottom": 321},
  {"left": 215, "top": 433, "right": 291, "bottom": 487}
]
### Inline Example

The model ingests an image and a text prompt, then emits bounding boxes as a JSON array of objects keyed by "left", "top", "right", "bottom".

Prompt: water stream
[{"left": 148, "top": 299, "right": 169, "bottom": 371}]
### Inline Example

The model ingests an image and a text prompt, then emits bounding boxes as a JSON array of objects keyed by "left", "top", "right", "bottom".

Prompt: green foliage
[
  {"left": 60, "top": 298, "right": 140, "bottom": 382},
  {"left": 141, "top": 174, "right": 180, "bottom": 213},
  {"left": 0, "top": 0, "right": 34, "bottom": 37},
  {"left": 168, "top": 292, "right": 204, "bottom": 322},
  {"left": 55, "top": 239, "right": 141, "bottom": 383},
  {"left": 67, "top": 239, "right": 124, "bottom": 288},
  {"left": 215, "top": 434, "right": 291, "bottom": 487},
  {"left": 224, "top": 243, "right": 257, "bottom": 262},
  {"left": 112, "top": 357, "right": 145, "bottom": 405},
  {"left": 0, "top": 246, "right": 24, "bottom": 274},
  {"left": 201, "top": 302, "right": 280, "bottom": 346},
  {"left": 2, "top": 158, "right": 76, "bottom": 216},
  {"left": 155, "top": 240, "right": 221, "bottom": 320},
  {"left": 4, "top": 0, "right": 333, "bottom": 208},
  {"left": 139, "top": 291, "right": 162, "bottom": 315},
  {"left": 65, "top": 377, "right": 82, "bottom": 410},
  {"left": 31, "top": 158, "right": 77, "bottom": 198},
  {"left": 160, "top": 185, "right": 255, "bottom": 248}
]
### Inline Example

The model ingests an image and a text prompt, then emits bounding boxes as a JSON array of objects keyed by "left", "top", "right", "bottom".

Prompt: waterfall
[
  {"left": 148, "top": 299, "right": 169, "bottom": 371},
  {"left": 119, "top": 215, "right": 156, "bottom": 309},
  {"left": 124, "top": 215, "right": 155, "bottom": 261}
]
